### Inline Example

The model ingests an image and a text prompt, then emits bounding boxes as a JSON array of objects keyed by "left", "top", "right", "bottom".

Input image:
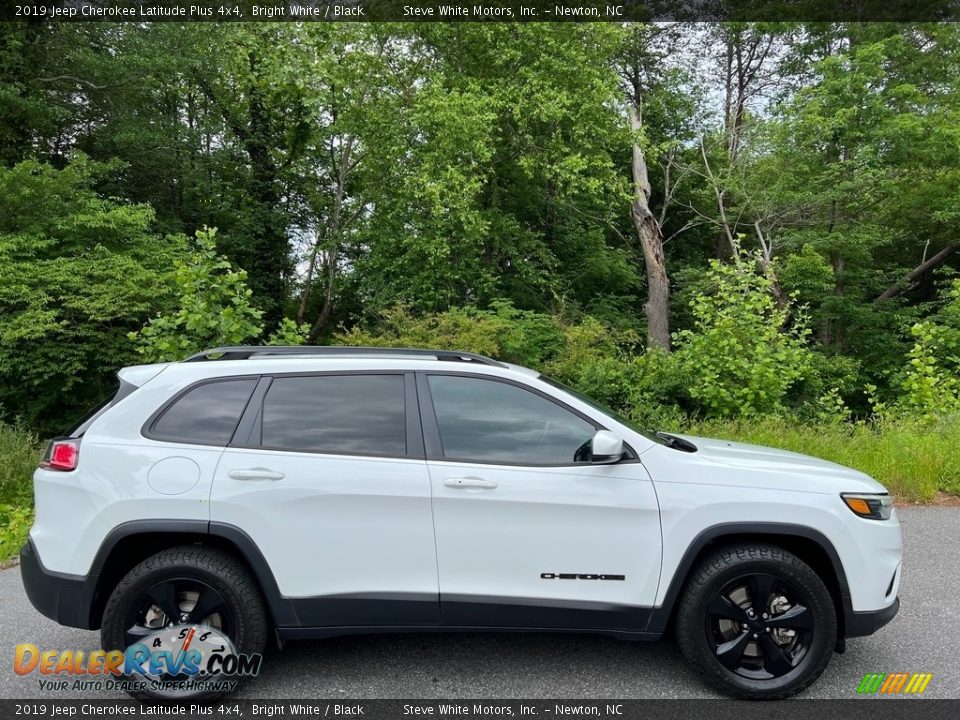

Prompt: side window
[
  {"left": 261, "top": 374, "right": 406, "bottom": 456},
  {"left": 149, "top": 378, "right": 257, "bottom": 446},
  {"left": 427, "top": 375, "right": 596, "bottom": 465}
]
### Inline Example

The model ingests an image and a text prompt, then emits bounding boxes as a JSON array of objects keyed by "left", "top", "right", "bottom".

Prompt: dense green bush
[
  {"left": 0, "top": 155, "right": 183, "bottom": 432},
  {"left": 672, "top": 255, "right": 815, "bottom": 417},
  {"left": 0, "top": 422, "right": 41, "bottom": 561},
  {"left": 129, "top": 228, "right": 308, "bottom": 362},
  {"left": 877, "top": 279, "right": 960, "bottom": 422}
]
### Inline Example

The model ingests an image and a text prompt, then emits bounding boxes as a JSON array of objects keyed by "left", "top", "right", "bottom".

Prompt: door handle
[
  {"left": 228, "top": 468, "right": 285, "bottom": 481},
  {"left": 443, "top": 477, "right": 498, "bottom": 490}
]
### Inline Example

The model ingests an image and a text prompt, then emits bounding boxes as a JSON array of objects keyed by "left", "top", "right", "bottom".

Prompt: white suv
[{"left": 22, "top": 346, "right": 901, "bottom": 699}]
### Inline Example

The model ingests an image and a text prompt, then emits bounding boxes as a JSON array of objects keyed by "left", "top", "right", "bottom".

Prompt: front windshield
[{"left": 538, "top": 375, "right": 666, "bottom": 445}]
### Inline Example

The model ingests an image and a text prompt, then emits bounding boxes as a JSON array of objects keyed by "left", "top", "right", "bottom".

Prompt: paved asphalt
[{"left": 1, "top": 506, "right": 957, "bottom": 700}]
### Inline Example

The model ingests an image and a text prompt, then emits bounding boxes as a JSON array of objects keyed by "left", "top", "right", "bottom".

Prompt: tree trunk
[
  {"left": 629, "top": 105, "right": 670, "bottom": 351},
  {"left": 875, "top": 243, "right": 960, "bottom": 303},
  {"left": 307, "top": 248, "right": 338, "bottom": 343},
  {"left": 306, "top": 134, "right": 356, "bottom": 342}
]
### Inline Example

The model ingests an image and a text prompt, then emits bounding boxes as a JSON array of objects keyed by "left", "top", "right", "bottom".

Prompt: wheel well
[
  {"left": 658, "top": 532, "right": 847, "bottom": 636},
  {"left": 88, "top": 532, "right": 260, "bottom": 630}
]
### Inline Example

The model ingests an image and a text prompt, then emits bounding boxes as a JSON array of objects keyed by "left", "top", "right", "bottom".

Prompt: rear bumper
[
  {"left": 20, "top": 539, "right": 96, "bottom": 629},
  {"left": 845, "top": 596, "right": 900, "bottom": 638}
]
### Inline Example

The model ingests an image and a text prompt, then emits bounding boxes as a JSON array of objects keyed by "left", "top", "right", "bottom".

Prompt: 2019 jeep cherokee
[{"left": 21, "top": 346, "right": 902, "bottom": 699}]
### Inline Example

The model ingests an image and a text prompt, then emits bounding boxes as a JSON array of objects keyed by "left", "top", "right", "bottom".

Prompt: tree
[
  {"left": 130, "top": 226, "right": 309, "bottom": 362},
  {"left": 617, "top": 25, "right": 695, "bottom": 350},
  {"left": 674, "top": 254, "right": 813, "bottom": 417},
  {"left": 0, "top": 155, "right": 181, "bottom": 431},
  {"left": 354, "top": 24, "right": 637, "bottom": 320},
  {"left": 129, "top": 228, "right": 265, "bottom": 362}
]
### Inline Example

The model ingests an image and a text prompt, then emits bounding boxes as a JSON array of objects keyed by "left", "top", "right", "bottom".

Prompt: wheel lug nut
[
  {"left": 765, "top": 628, "right": 771, "bottom": 633},
  {"left": 753, "top": 633, "right": 758, "bottom": 638},
  {"left": 762, "top": 613, "right": 768, "bottom": 619},
  {"left": 741, "top": 623, "right": 748, "bottom": 630}
]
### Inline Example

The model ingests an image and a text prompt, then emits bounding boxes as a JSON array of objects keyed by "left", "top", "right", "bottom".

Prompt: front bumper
[
  {"left": 20, "top": 539, "right": 96, "bottom": 629},
  {"left": 845, "top": 596, "right": 900, "bottom": 638}
]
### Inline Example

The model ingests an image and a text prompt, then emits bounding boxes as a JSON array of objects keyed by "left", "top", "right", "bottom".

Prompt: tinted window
[
  {"left": 261, "top": 374, "right": 406, "bottom": 456},
  {"left": 427, "top": 375, "right": 596, "bottom": 465},
  {"left": 151, "top": 378, "right": 257, "bottom": 445}
]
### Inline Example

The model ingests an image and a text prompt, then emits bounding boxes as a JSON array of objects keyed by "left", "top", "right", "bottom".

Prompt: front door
[
  {"left": 210, "top": 371, "right": 439, "bottom": 626},
  {"left": 419, "top": 372, "right": 661, "bottom": 631}
]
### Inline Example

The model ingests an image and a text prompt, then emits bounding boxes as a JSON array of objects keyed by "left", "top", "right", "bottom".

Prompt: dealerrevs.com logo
[
  {"left": 14, "top": 625, "right": 261, "bottom": 697},
  {"left": 856, "top": 672, "right": 933, "bottom": 695}
]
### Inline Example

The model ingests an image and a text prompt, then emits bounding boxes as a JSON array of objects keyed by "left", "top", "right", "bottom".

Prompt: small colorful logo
[
  {"left": 15, "top": 624, "right": 261, "bottom": 697},
  {"left": 856, "top": 672, "right": 933, "bottom": 695}
]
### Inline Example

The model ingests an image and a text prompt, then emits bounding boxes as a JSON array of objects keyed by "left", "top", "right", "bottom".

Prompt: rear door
[
  {"left": 419, "top": 372, "right": 662, "bottom": 631},
  {"left": 210, "top": 371, "right": 440, "bottom": 626}
]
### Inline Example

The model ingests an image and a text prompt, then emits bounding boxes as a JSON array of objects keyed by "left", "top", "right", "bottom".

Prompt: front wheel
[
  {"left": 675, "top": 542, "right": 837, "bottom": 699},
  {"left": 101, "top": 545, "right": 268, "bottom": 700}
]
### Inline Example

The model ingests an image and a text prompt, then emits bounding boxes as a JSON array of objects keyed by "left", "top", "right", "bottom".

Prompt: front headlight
[{"left": 841, "top": 492, "right": 893, "bottom": 520}]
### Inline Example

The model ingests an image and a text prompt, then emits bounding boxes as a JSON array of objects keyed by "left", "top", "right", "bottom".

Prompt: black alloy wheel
[
  {"left": 101, "top": 545, "right": 268, "bottom": 700},
  {"left": 675, "top": 543, "right": 837, "bottom": 699},
  {"left": 122, "top": 576, "right": 235, "bottom": 649},
  {"left": 706, "top": 572, "right": 814, "bottom": 680}
]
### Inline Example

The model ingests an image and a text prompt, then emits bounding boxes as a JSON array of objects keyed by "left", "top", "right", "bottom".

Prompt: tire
[
  {"left": 675, "top": 542, "right": 837, "bottom": 699},
  {"left": 101, "top": 545, "right": 268, "bottom": 700}
]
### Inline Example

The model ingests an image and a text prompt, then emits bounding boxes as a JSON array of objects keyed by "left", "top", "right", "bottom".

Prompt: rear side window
[
  {"left": 149, "top": 378, "right": 257, "bottom": 446},
  {"left": 260, "top": 374, "right": 406, "bottom": 456}
]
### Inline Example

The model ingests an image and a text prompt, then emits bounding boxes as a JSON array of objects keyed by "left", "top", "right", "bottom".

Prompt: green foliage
[
  {"left": 3, "top": 23, "right": 960, "bottom": 501},
  {"left": 129, "top": 228, "right": 266, "bottom": 362},
  {"left": 337, "top": 301, "right": 566, "bottom": 367},
  {"left": 879, "top": 280, "right": 960, "bottom": 421},
  {"left": 0, "top": 504, "right": 32, "bottom": 565},
  {"left": 898, "top": 321, "right": 960, "bottom": 419},
  {"left": 0, "top": 155, "right": 180, "bottom": 431},
  {"left": 778, "top": 245, "right": 834, "bottom": 307},
  {"left": 673, "top": 255, "right": 814, "bottom": 417},
  {"left": 0, "top": 422, "right": 41, "bottom": 562},
  {"left": 353, "top": 24, "right": 637, "bottom": 316},
  {"left": 266, "top": 318, "right": 310, "bottom": 346},
  {"left": 129, "top": 227, "right": 311, "bottom": 360}
]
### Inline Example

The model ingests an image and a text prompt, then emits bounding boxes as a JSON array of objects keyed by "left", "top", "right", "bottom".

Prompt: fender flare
[
  {"left": 85, "top": 519, "right": 298, "bottom": 628},
  {"left": 645, "top": 522, "right": 853, "bottom": 635}
]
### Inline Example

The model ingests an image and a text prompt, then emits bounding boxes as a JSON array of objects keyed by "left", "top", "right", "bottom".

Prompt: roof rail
[{"left": 182, "top": 345, "right": 506, "bottom": 368}]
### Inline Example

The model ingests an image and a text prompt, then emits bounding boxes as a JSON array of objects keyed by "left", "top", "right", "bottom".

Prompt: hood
[{"left": 669, "top": 433, "right": 888, "bottom": 495}]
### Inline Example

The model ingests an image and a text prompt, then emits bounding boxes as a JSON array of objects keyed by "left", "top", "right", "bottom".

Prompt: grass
[
  {"left": 0, "top": 417, "right": 955, "bottom": 562},
  {"left": 683, "top": 418, "right": 960, "bottom": 503},
  {"left": 0, "top": 422, "right": 41, "bottom": 563}
]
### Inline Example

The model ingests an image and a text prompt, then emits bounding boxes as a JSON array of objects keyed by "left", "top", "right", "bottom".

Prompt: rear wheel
[
  {"left": 675, "top": 542, "right": 837, "bottom": 699},
  {"left": 101, "top": 545, "right": 268, "bottom": 700}
]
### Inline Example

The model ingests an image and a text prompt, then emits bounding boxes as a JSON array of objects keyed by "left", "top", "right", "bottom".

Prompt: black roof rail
[{"left": 182, "top": 345, "right": 506, "bottom": 368}]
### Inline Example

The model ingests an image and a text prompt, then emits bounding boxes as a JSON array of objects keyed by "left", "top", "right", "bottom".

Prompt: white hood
[{"left": 665, "top": 433, "right": 888, "bottom": 495}]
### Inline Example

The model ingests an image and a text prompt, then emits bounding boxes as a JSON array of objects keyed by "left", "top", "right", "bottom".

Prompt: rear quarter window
[{"left": 146, "top": 378, "right": 257, "bottom": 446}]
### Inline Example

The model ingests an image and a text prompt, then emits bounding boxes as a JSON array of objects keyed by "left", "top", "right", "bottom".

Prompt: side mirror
[{"left": 590, "top": 430, "right": 624, "bottom": 464}]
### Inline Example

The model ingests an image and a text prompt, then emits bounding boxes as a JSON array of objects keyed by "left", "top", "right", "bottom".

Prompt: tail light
[{"left": 39, "top": 438, "right": 80, "bottom": 472}]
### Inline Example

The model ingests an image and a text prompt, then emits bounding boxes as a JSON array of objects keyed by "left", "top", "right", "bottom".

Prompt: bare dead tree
[{"left": 628, "top": 103, "right": 671, "bottom": 351}]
